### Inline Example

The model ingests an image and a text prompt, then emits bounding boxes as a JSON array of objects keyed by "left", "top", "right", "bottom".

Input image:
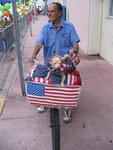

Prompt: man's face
[{"left": 47, "top": 4, "right": 61, "bottom": 21}]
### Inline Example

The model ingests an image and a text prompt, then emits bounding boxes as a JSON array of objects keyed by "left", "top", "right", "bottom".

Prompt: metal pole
[
  {"left": 34, "top": 0, "right": 37, "bottom": 20},
  {"left": 12, "top": 0, "right": 26, "bottom": 96}
]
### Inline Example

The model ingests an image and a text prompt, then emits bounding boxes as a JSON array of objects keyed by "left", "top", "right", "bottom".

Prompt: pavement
[{"left": 0, "top": 15, "right": 113, "bottom": 150}]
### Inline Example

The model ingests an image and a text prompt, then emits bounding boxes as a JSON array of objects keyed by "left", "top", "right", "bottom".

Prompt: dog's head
[{"left": 49, "top": 56, "right": 62, "bottom": 70}]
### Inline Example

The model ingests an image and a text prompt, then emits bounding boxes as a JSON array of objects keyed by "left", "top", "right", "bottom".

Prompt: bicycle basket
[{"left": 26, "top": 81, "right": 81, "bottom": 109}]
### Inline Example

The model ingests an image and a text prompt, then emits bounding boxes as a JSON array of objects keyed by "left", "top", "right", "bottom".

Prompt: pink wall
[{"left": 69, "top": 0, "right": 90, "bottom": 54}]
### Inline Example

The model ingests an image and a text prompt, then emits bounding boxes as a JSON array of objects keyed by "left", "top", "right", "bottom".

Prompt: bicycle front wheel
[{"left": 50, "top": 108, "right": 60, "bottom": 150}]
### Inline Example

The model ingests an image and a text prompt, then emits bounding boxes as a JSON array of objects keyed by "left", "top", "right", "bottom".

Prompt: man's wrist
[
  {"left": 31, "top": 56, "right": 36, "bottom": 60},
  {"left": 73, "top": 49, "right": 79, "bottom": 54}
]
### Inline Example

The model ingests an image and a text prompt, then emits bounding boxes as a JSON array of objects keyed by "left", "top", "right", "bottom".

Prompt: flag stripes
[
  {"left": 27, "top": 95, "right": 78, "bottom": 102},
  {"left": 26, "top": 82, "right": 81, "bottom": 108},
  {"left": 32, "top": 77, "right": 52, "bottom": 84},
  {"left": 29, "top": 101, "right": 77, "bottom": 108}
]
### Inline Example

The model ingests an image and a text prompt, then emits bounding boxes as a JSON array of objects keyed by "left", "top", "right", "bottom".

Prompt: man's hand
[
  {"left": 72, "top": 43, "right": 79, "bottom": 54},
  {"left": 29, "top": 42, "right": 42, "bottom": 66},
  {"left": 29, "top": 57, "right": 36, "bottom": 64},
  {"left": 29, "top": 57, "right": 35, "bottom": 68}
]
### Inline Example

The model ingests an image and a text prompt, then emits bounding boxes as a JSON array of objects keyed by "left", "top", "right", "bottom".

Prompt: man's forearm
[{"left": 31, "top": 42, "right": 42, "bottom": 59}]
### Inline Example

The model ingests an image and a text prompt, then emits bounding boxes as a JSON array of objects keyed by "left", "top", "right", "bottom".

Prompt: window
[{"left": 109, "top": 0, "right": 113, "bottom": 16}]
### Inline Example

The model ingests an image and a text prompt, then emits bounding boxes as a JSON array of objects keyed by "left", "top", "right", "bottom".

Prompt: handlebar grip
[{"left": 32, "top": 59, "right": 38, "bottom": 64}]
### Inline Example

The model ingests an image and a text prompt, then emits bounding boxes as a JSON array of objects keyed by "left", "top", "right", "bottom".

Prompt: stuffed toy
[{"left": 62, "top": 50, "right": 80, "bottom": 74}]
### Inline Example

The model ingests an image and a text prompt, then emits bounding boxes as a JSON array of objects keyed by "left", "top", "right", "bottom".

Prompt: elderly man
[{"left": 29, "top": 2, "right": 80, "bottom": 122}]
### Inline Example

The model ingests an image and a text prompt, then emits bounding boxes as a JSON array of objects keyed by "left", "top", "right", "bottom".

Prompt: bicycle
[
  {"left": 50, "top": 108, "right": 60, "bottom": 150},
  {"left": 26, "top": 59, "right": 81, "bottom": 150}
]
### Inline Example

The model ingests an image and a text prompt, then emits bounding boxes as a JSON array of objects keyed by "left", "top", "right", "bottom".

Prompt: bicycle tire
[{"left": 50, "top": 108, "right": 60, "bottom": 150}]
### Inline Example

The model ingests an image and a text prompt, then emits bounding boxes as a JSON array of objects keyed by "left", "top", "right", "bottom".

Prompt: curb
[{"left": 0, "top": 59, "right": 17, "bottom": 114}]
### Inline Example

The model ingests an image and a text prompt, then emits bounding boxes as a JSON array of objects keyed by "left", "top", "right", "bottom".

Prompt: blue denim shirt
[{"left": 37, "top": 19, "right": 80, "bottom": 64}]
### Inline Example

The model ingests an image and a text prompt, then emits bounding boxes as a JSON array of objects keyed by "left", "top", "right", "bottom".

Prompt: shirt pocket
[
  {"left": 61, "top": 32, "right": 70, "bottom": 47},
  {"left": 44, "top": 35, "right": 54, "bottom": 47}
]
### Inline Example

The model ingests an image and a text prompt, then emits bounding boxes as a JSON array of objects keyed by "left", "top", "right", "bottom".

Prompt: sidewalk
[{"left": 0, "top": 15, "right": 113, "bottom": 150}]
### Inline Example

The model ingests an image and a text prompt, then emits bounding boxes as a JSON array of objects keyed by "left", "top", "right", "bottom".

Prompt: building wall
[
  {"left": 68, "top": 0, "right": 103, "bottom": 55},
  {"left": 88, "top": 0, "right": 103, "bottom": 55},
  {"left": 100, "top": 0, "right": 113, "bottom": 65},
  {"left": 58, "top": 0, "right": 113, "bottom": 65},
  {"left": 68, "top": 0, "right": 90, "bottom": 54},
  {"left": 47, "top": 0, "right": 59, "bottom": 4}
]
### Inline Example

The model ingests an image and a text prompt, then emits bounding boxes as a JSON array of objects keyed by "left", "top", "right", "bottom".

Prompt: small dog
[
  {"left": 45, "top": 52, "right": 80, "bottom": 85},
  {"left": 45, "top": 56, "right": 66, "bottom": 85}
]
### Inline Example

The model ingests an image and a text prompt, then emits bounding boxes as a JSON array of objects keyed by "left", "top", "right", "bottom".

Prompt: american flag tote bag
[{"left": 26, "top": 81, "right": 81, "bottom": 108}]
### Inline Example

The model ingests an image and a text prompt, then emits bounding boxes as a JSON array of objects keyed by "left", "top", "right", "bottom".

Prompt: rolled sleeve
[
  {"left": 36, "top": 26, "right": 45, "bottom": 45},
  {"left": 70, "top": 24, "right": 80, "bottom": 44}
]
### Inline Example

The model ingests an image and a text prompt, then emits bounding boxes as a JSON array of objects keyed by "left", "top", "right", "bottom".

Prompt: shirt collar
[{"left": 48, "top": 18, "right": 65, "bottom": 28}]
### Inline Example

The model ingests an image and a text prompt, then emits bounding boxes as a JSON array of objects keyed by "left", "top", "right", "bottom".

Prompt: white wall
[
  {"left": 100, "top": 0, "right": 113, "bottom": 65},
  {"left": 88, "top": 0, "right": 103, "bottom": 55}
]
